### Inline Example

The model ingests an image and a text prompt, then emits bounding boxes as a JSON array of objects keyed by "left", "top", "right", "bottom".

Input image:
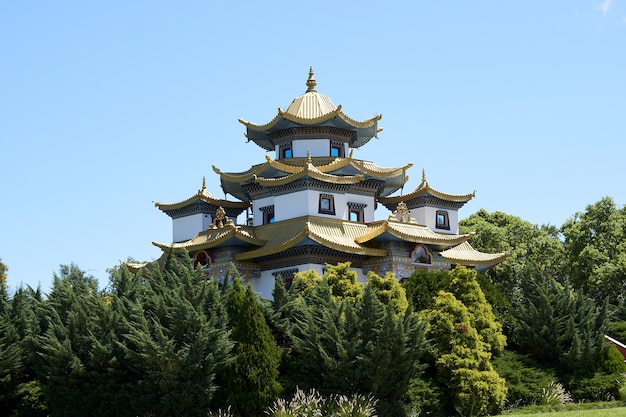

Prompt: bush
[
  {"left": 492, "top": 350, "right": 556, "bottom": 407},
  {"left": 404, "top": 376, "right": 445, "bottom": 416},
  {"left": 565, "top": 372, "right": 626, "bottom": 402}
]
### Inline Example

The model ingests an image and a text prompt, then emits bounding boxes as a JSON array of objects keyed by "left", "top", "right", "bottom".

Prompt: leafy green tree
[
  {"left": 561, "top": 196, "right": 626, "bottom": 304},
  {"left": 366, "top": 271, "right": 408, "bottom": 316},
  {"left": 512, "top": 269, "right": 608, "bottom": 375},
  {"left": 291, "top": 269, "right": 323, "bottom": 295},
  {"left": 402, "top": 268, "right": 451, "bottom": 312},
  {"left": 421, "top": 291, "right": 506, "bottom": 416},
  {"left": 215, "top": 273, "right": 282, "bottom": 416},
  {"left": 460, "top": 209, "right": 565, "bottom": 298}
]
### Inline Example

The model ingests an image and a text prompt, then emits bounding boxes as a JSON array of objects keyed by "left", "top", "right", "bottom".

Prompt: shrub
[
  {"left": 539, "top": 382, "right": 572, "bottom": 406},
  {"left": 565, "top": 372, "right": 626, "bottom": 402},
  {"left": 492, "top": 350, "right": 556, "bottom": 407}
]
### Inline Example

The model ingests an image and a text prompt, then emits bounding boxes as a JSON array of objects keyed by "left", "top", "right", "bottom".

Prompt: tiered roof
[
  {"left": 215, "top": 153, "right": 411, "bottom": 201},
  {"left": 239, "top": 67, "right": 382, "bottom": 150}
]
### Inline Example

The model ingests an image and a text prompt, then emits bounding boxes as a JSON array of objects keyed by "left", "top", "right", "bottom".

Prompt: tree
[
  {"left": 215, "top": 273, "right": 282, "bottom": 416},
  {"left": 323, "top": 262, "right": 363, "bottom": 301},
  {"left": 421, "top": 291, "right": 507, "bottom": 416},
  {"left": 512, "top": 268, "right": 608, "bottom": 375},
  {"left": 460, "top": 209, "right": 565, "bottom": 298},
  {"left": 366, "top": 271, "right": 408, "bottom": 316},
  {"left": 561, "top": 196, "right": 626, "bottom": 304},
  {"left": 447, "top": 267, "right": 506, "bottom": 356}
]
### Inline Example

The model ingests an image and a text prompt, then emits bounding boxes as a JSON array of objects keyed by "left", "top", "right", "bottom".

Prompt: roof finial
[
  {"left": 307, "top": 149, "right": 312, "bottom": 164},
  {"left": 306, "top": 66, "right": 317, "bottom": 93},
  {"left": 202, "top": 176, "right": 206, "bottom": 191},
  {"left": 422, "top": 169, "right": 427, "bottom": 183}
]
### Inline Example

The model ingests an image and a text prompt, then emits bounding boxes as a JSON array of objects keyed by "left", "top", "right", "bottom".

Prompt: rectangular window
[
  {"left": 260, "top": 205, "right": 275, "bottom": 225},
  {"left": 318, "top": 194, "right": 335, "bottom": 215},
  {"left": 330, "top": 141, "right": 344, "bottom": 157},
  {"left": 347, "top": 202, "right": 367, "bottom": 222},
  {"left": 280, "top": 143, "right": 292, "bottom": 159},
  {"left": 435, "top": 210, "right": 450, "bottom": 230}
]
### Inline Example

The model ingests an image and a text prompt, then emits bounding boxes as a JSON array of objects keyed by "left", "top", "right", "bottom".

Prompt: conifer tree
[
  {"left": 366, "top": 270, "right": 409, "bottom": 316},
  {"left": 215, "top": 273, "right": 282, "bottom": 416},
  {"left": 447, "top": 266, "right": 506, "bottom": 355},
  {"left": 323, "top": 262, "right": 363, "bottom": 301},
  {"left": 422, "top": 291, "right": 507, "bottom": 416}
]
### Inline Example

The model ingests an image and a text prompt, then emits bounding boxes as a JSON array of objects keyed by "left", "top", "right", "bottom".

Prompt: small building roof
[
  {"left": 154, "top": 177, "right": 249, "bottom": 215},
  {"left": 152, "top": 222, "right": 264, "bottom": 252},
  {"left": 439, "top": 241, "right": 510, "bottom": 268},
  {"left": 379, "top": 170, "right": 475, "bottom": 210},
  {"left": 239, "top": 67, "right": 382, "bottom": 150},
  {"left": 356, "top": 218, "right": 474, "bottom": 248}
]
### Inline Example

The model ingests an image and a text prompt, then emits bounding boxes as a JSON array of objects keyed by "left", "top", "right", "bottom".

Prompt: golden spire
[
  {"left": 307, "top": 149, "right": 312, "bottom": 164},
  {"left": 306, "top": 66, "right": 317, "bottom": 92},
  {"left": 201, "top": 176, "right": 206, "bottom": 191}
]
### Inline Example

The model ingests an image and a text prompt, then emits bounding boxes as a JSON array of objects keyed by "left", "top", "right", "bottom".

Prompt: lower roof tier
[{"left": 152, "top": 215, "right": 509, "bottom": 269}]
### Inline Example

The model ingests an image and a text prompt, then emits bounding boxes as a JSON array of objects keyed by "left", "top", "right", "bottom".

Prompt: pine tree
[{"left": 216, "top": 273, "right": 282, "bottom": 416}]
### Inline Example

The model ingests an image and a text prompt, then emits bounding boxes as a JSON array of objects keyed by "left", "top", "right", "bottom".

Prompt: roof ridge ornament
[
  {"left": 201, "top": 176, "right": 206, "bottom": 191},
  {"left": 306, "top": 66, "right": 317, "bottom": 93}
]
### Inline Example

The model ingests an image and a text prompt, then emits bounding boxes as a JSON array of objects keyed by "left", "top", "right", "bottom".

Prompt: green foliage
[
  {"left": 492, "top": 350, "right": 556, "bottom": 407},
  {"left": 402, "top": 268, "right": 451, "bottom": 312},
  {"left": 365, "top": 271, "right": 408, "bottom": 316},
  {"left": 273, "top": 270, "right": 426, "bottom": 416},
  {"left": 404, "top": 376, "right": 444, "bottom": 416},
  {"left": 10, "top": 380, "right": 48, "bottom": 417},
  {"left": 598, "top": 344, "right": 626, "bottom": 375},
  {"left": 216, "top": 273, "right": 282, "bottom": 416},
  {"left": 565, "top": 373, "right": 626, "bottom": 402},
  {"left": 448, "top": 267, "right": 506, "bottom": 356},
  {"left": 512, "top": 270, "right": 608, "bottom": 375},
  {"left": 32, "top": 258, "right": 233, "bottom": 417},
  {"left": 561, "top": 197, "right": 626, "bottom": 304},
  {"left": 460, "top": 209, "right": 566, "bottom": 298},
  {"left": 291, "top": 269, "right": 323, "bottom": 296},
  {"left": 422, "top": 291, "right": 507, "bottom": 416},
  {"left": 322, "top": 262, "right": 363, "bottom": 301}
]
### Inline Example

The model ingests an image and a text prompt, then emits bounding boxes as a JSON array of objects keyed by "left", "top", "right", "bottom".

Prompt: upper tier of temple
[{"left": 238, "top": 67, "right": 382, "bottom": 152}]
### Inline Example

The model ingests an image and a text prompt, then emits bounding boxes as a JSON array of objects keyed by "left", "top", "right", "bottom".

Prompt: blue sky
[{"left": 1, "top": 1, "right": 625, "bottom": 293}]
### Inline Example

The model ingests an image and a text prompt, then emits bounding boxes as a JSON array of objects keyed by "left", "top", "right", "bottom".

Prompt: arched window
[
  {"left": 411, "top": 245, "right": 431, "bottom": 264},
  {"left": 193, "top": 251, "right": 211, "bottom": 268}
]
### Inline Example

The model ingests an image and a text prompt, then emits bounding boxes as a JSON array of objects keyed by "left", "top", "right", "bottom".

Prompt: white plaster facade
[{"left": 172, "top": 213, "right": 213, "bottom": 242}]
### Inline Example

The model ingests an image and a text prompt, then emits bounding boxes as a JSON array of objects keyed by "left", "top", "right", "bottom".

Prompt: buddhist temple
[{"left": 142, "top": 68, "right": 508, "bottom": 298}]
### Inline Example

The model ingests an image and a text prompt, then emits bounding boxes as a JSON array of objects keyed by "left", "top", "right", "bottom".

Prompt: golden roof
[
  {"left": 254, "top": 153, "right": 365, "bottom": 186},
  {"left": 355, "top": 219, "right": 474, "bottom": 247},
  {"left": 239, "top": 67, "right": 382, "bottom": 150},
  {"left": 155, "top": 177, "right": 250, "bottom": 211},
  {"left": 152, "top": 223, "right": 264, "bottom": 252},
  {"left": 379, "top": 170, "right": 475, "bottom": 205},
  {"left": 215, "top": 155, "right": 411, "bottom": 201},
  {"left": 439, "top": 241, "right": 510, "bottom": 267},
  {"left": 234, "top": 216, "right": 387, "bottom": 260}
]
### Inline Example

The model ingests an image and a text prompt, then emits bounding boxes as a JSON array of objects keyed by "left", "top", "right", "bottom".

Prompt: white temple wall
[
  {"left": 172, "top": 213, "right": 212, "bottom": 242},
  {"left": 253, "top": 191, "right": 376, "bottom": 224},
  {"left": 293, "top": 138, "right": 329, "bottom": 157},
  {"left": 410, "top": 206, "right": 459, "bottom": 234},
  {"left": 252, "top": 196, "right": 276, "bottom": 226}
]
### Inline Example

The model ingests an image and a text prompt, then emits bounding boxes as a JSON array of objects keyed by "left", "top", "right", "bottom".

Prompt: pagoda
[{"left": 145, "top": 68, "right": 508, "bottom": 298}]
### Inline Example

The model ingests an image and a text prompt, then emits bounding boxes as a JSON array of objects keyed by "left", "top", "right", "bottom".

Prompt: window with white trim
[{"left": 318, "top": 194, "right": 335, "bottom": 215}]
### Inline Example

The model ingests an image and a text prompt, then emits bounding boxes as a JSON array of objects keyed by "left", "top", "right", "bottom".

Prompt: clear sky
[{"left": 1, "top": 1, "right": 625, "bottom": 293}]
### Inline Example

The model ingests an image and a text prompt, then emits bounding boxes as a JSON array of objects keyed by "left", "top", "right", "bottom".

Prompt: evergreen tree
[
  {"left": 447, "top": 267, "right": 506, "bottom": 355},
  {"left": 323, "top": 262, "right": 363, "bottom": 301},
  {"left": 513, "top": 269, "right": 608, "bottom": 375},
  {"left": 422, "top": 291, "right": 507, "bottom": 416},
  {"left": 366, "top": 270, "right": 408, "bottom": 316},
  {"left": 216, "top": 273, "right": 282, "bottom": 416}
]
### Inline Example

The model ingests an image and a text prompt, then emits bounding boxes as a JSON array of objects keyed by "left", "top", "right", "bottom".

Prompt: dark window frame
[
  {"left": 435, "top": 210, "right": 450, "bottom": 230},
  {"left": 318, "top": 193, "right": 336, "bottom": 215}
]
